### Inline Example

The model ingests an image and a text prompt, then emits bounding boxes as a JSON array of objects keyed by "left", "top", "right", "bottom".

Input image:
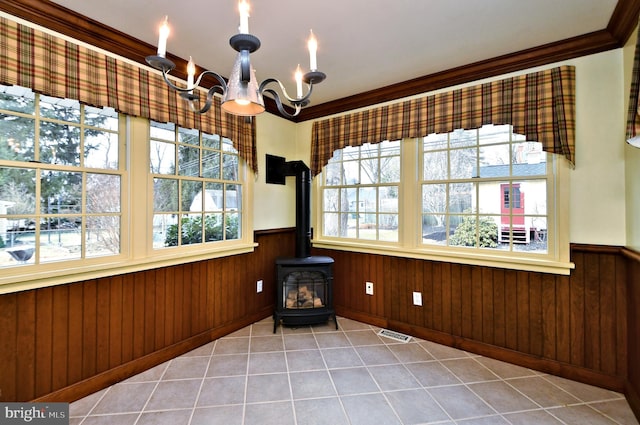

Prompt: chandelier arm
[
  {"left": 258, "top": 78, "right": 314, "bottom": 106},
  {"left": 262, "top": 88, "right": 302, "bottom": 118},
  {"left": 158, "top": 68, "right": 229, "bottom": 95},
  {"left": 185, "top": 83, "right": 226, "bottom": 114}
]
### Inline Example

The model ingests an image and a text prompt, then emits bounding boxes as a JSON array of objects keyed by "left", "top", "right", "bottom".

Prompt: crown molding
[{"left": 1, "top": 0, "right": 638, "bottom": 122}]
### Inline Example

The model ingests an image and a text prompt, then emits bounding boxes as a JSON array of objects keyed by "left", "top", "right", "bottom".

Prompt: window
[
  {"left": 150, "top": 121, "right": 243, "bottom": 248},
  {"left": 0, "top": 84, "right": 123, "bottom": 268},
  {"left": 0, "top": 84, "right": 254, "bottom": 291},
  {"left": 316, "top": 124, "right": 570, "bottom": 274},
  {"left": 321, "top": 141, "right": 400, "bottom": 242},
  {"left": 421, "top": 125, "right": 548, "bottom": 252}
]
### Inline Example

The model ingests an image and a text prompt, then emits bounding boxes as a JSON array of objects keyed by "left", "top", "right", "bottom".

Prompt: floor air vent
[{"left": 378, "top": 329, "right": 411, "bottom": 343}]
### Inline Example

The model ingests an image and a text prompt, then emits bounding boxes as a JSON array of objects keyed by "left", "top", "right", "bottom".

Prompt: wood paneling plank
[
  {"left": 51, "top": 285, "right": 69, "bottom": 392},
  {"left": 570, "top": 252, "right": 586, "bottom": 367},
  {"left": 154, "top": 269, "right": 166, "bottom": 351},
  {"left": 81, "top": 281, "right": 97, "bottom": 381},
  {"left": 163, "top": 267, "right": 175, "bottom": 344},
  {"left": 181, "top": 265, "right": 192, "bottom": 339},
  {"left": 423, "top": 260, "right": 433, "bottom": 329},
  {"left": 120, "top": 275, "right": 135, "bottom": 363},
  {"left": 481, "top": 268, "right": 494, "bottom": 345},
  {"left": 598, "top": 254, "right": 617, "bottom": 375},
  {"left": 375, "top": 253, "right": 385, "bottom": 317},
  {"left": 528, "top": 273, "right": 543, "bottom": 357},
  {"left": 144, "top": 273, "right": 156, "bottom": 354},
  {"left": 450, "top": 264, "right": 462, "bottom": 336},
  {"left": 504, "top": 270, "right": 518, "bottom": 351},
  {"left": 541, "top": 274, "right": 557, "bottom": 360},
  {"left": 0, "top": 293, "right": 18, "bottom": 401},
  {"left": 460, "top": 266, "right": 472, "bottom": 338},
  {"left": 16, "top": 290, "right": 37, "bottom": 401},
  {"left": 584, "top": 253, "right": 601, "bottom": 370},
  {"left": 67, "top": 283, "right": 84, "bottom": 384},
  {"left": 441, "top": 263, "right": 452, "bottom": 334},
  {"left": 108, "top": 276, "right": 123, "bottom": 370},
  {"left": 35, "top": 287, "right": 53, "bottom": 398},
  {"left": 471, "top": 267, "right": 483, "bottom": 341},
  {"left": 132, "top": 274, "right": 146, "bottom": 359},
  {"left": 493, "top": 269, "right": 506, "bottom": 348},
  {"left": 555, "top": 274, "right": 571, "bottom": 363},
  {"left": 432, "top": 263, "right": 443, "bottom": 331},
  {"left": 615, "top": 255, "right": 628, "bottom": 377},
  {"left": 516, "top": 272, "right": 530, "bottom": 353},
  {"left": 96, "top": 278, "right": 111, "bottom": 374}
]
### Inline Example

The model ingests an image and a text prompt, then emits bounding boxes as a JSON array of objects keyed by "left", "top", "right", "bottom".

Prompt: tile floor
[{"left": 69, "top": 317, "right": 639, "bottom": 425}]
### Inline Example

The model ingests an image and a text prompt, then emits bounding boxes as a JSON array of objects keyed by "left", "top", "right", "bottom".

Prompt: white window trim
[
  {"left": 0, "top": 115, "right": 255, "bottom": 294},
  {"left": 312, "top": 137, "right": 574, "bottom": 275}
]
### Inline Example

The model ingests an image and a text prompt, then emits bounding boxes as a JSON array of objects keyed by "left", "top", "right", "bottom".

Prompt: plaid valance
[
  {"left": 626, "top": 23, "right": 640, "bottom": 148},
  {"left": 0, "top": 17, "right": 257, "bottom": 173},
  {"left": 311, "top": 65, "right": 575, "bottom": 176}
]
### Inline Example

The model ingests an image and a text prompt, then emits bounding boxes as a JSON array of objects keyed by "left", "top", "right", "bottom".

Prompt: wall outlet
[
  {"left": 365, "top": 281, "right": 374, "bottom": 295},
  {"left": 256, "top": 279, "right": 263, "bottom": 293},
  {"left": 412, "top": 291, "right": 422, "bottom": 306}
]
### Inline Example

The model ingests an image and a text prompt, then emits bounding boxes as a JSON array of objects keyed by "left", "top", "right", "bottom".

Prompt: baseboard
[
  {"left": 335, "top": 306, "right": 388, "bottom": 329},
  {"left": 387, "top": 320, "right": 626, "bottom": 393},
  {"left": 335, "top": 309, "right": 626, "bottom": 392},
  {"left": 32, "top": 307, "right": 274, "bottom": 403}
]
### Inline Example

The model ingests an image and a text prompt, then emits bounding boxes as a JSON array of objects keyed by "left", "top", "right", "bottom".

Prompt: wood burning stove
[
  {"left": 274, "top": 256, "right": 335, "bottom": 333},
  {"left": 271, "top": 159, "right": 336, "bottom": 333}
]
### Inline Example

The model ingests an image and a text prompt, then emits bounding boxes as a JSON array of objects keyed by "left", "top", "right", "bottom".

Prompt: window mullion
[{"left": 401, "top": 138, "right": 418, "bottom": 247}]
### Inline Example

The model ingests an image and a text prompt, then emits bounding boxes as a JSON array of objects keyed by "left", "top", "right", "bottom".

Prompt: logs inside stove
[{"left": 271, "top": 158, "right": 336, "bottom": 333}]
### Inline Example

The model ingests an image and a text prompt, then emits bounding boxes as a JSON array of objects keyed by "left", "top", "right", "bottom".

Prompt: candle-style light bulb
[
  {"left": 307, "top": 30, "right": 318, "bottom": 71},
  {"left": 295, "top": 64, "right": 303, "bottom": 98},
  {"left": 187, "top": 56, "right": 195, "bottom": 92},
  {"left": 157, "top": 16, "right": 170, "bottom": 57},
  {"left": 239, "top": 0, "right": 250, "bottom": 34}
]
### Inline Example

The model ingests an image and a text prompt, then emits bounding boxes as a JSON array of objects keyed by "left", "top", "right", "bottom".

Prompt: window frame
[
  {"left": 320, "top": 140, "right": 401, "bottom": 243},
  {"left": 0, "top": 90, "right": 255, "bottom": 294},
  {"left": 148, "top": 120, "right": 248, "bottom": 250},
  {"left": 313, "top": 128, "right": 573, "bottom": 275}
]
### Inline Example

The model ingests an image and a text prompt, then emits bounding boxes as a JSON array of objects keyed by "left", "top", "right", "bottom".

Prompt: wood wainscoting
[
  {"left": 1, "top": 227, "right": 638, "bottom": 418},
  {"left": 624, "top": 247, "right": 640, "bottom": 420},
  {"left": 0, "top": 229, "right": 295, "bottom": 402},
  {"left": 314, "top": 244, "right": 630, "bottom": 393}
]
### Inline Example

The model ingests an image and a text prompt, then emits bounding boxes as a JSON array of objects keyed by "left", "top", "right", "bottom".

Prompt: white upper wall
[
  {"left": 252, "top": 113, "right": 298, "bottom": 230},
  {"left": 256, "top": 49, "right": 629, "bottom": 246},
  {"left": 569, "top": 50, "right": 626, "bottom": 245}
]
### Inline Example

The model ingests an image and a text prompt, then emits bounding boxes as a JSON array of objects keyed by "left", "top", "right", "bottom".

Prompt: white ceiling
[{"left": 51, "top": 0, "right": 618, "bottom": 108}]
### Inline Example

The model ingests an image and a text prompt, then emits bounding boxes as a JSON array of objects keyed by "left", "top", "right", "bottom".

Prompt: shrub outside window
[
  {"left": 0, "top": 84, "right": 123, "bottom": 268},
  {"left": 150, "top": 121, "right": 243, "bottom": 248}
]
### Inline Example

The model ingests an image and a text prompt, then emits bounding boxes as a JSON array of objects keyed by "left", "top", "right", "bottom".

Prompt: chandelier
[{"left": 145, "top": 1, "right": 326, "bottom": 117}]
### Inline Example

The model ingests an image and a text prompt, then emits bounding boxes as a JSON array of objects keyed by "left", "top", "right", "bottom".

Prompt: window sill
[
  {"left": 312, "top": 239, "right": 574, "bottom": 275},
  {"left": 0, "top": 242, "right": 258, "bottom": 295}
]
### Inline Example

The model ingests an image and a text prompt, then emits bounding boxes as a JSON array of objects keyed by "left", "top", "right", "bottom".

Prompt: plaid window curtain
[
  {"left": 0, "top": 17, "right": 258, "bottom": 173},
  {"left": 311, "top": 65, "right": 575, "bottom": 176},
  {"left": 626, "top": 24, "right": 640, "bottom": 148}
]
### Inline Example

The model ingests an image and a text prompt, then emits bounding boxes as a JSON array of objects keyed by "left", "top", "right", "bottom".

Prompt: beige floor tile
[
  {"left": 69, "top": 317, "right": 638, "bottom": 425},
  {"left": 91, "top": 382, "right": 155, "bottom": 415},
  {"left": 427, "top": 385, "right": 496, "bottom": 419},
  {"left": 468, "top": 380, "right": 539, "bottom": 413}
]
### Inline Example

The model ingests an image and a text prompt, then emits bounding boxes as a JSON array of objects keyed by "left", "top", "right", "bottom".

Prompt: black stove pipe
[{"left": 283, "top": 160, "right": 311, "bottom": 258}]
